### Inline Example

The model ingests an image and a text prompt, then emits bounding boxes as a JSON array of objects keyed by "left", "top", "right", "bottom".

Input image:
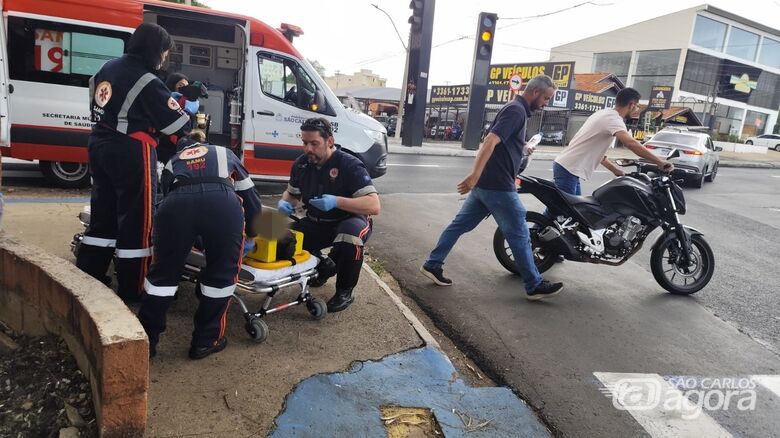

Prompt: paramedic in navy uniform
[
  {"left": 76, "top": 23, "right": 191, "bottom": 302},
  {"left": 139, "top": 135, "right": 262, "bottom": 359},
  {"left": 277, "top": 118, "right": 381, "bottom": 313}
]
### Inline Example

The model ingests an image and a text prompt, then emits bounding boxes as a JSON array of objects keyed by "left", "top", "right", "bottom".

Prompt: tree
[
  {"left": 308, "top": 59, "right": 326, "bottom": 77},
  {"left": 161, "top": 0, "right": 210, "bottom": 8}
]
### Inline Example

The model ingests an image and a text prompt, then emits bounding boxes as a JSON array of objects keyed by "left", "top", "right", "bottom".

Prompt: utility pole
[
  {"left": 370, "top": 4, "right": 409, "bottom": 140},
  {"left": 401, "top": 0, "right": 436, "bottom": 146}
]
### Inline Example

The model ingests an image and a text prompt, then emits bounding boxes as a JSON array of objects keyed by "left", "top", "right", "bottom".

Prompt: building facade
[
  {"left": 324, "top": 69, "right": 387, "bottom": 90},
  {"left": 550, "top": 4, "right": 780, "bottom": 139}
]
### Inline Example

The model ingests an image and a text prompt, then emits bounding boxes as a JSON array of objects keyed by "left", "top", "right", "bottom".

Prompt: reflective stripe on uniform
[
  {"left": 334, "top": 233, "right": 364, "bottom": 246},
  {"left": 287, "top": 184, "right": 301, "bottom": 195},
  {"left": 234, "top": 177, "right": 254, "bottom": 191},
  {"left": 81, "top": 236, "right": 117, "bottom": 247},
  {"left": 200, "top": 282, "right": 236, "bottom": 298},
  {"left": 116, "top": 72, "right": 157, "bottom": 134},
  {"left": 144, "top": 278, "right": 177, "bottom": 297},
  {"left": 160, "top": 113, "right": 190, "bottom": 135},
  {"left": 353, "top": 185, "right": 378, "bottom": 197},
  {"left": 88, "top": 76, "right": 95, "bottom": 113},
  {"left": 115, "top": 247, "right": 153, "bottom": 258},
  {"left": 215, "top": 146, "right": 229, "bottom": 178}
]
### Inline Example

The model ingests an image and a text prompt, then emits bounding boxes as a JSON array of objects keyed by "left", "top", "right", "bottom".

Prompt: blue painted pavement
[{"left": 270, "top": 346, "right": 550, "bottom": 437}]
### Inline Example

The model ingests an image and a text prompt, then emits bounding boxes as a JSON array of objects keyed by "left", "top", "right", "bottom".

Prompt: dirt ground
[{"left": 0, "top": 323, "right": 97, "bottom": 438}]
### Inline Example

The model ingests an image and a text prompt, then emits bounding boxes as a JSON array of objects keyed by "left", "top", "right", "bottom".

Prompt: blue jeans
[
  {"left": 553, "top": 162, "right": 581, "bottom": 195},
  {"left": 424, "top": 187, "right": 543, "bottom": 292}
]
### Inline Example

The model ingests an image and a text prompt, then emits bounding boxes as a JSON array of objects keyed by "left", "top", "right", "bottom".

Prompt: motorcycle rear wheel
[
  {"left": 493, "top": 212, "right": 557, "bottom": 275},
  {"left": 651, "top": 234, "right": 714, "bottom": 295}
]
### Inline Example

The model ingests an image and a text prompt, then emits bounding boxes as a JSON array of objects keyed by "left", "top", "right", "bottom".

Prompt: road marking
[
  {"left": 594, "top": 372, "right": 732, "bottom": 438},
  {"left": 769, "top": 208, "right": 780, "bottom": 213},
  {"left": 752, "top": 375, "right": 780, "bottom": 398},
  {"left": 770, "top": 175, "right": 780, "bottom": 178},
  {"left": 386, "top": 164, "right": 441, "bottom": 168}
]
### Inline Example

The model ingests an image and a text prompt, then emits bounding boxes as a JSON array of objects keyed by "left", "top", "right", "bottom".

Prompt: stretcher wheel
[
  {"left": 245, "top": 318, "right": 268, "bottom": 343},
  {"left": 306, "top": 297, "right": 327, "bottom": 320}
]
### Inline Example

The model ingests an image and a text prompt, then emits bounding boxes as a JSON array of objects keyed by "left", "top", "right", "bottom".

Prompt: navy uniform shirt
[
  {"left": 476, "top": 96, "right": 532, "bottom": 192},
  {"left": 162, "top": 143, "right": 262, "bottom": 236},
  {"left": 89, "top": 55, "right": 190, "bottom": 144},
  {"left": 287, "top": 147, "right": 377, "bottom": 221}
]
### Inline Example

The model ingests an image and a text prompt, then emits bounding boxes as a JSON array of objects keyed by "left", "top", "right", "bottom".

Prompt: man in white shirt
[{"left": 553, "top": 88, "right": 673, "bottom": 196}]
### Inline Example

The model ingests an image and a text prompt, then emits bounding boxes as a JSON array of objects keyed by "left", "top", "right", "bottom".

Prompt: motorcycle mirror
[
  {"left": 614, "top": 158, "right": 637, "bottom": 167},
  {"left": 666, "top": 149, "right": 681, "bottom": 160}
]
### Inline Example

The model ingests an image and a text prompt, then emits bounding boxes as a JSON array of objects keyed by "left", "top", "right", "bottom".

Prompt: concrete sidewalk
[
  {"left": 1, "top": 199, "right": 550, "bottom": 437},
  {"left": 388, "top": 138, "right": 780, "bottom": 169}
]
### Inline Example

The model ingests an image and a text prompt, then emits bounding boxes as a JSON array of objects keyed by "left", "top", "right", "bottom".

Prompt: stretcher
[{"left": 71, "top": 206, "right": 326, "bottom": 344}]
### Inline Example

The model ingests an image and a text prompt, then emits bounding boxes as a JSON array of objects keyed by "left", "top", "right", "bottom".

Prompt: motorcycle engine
[{"left": 605, "top": 216, "right": 643, "bottom": 255}]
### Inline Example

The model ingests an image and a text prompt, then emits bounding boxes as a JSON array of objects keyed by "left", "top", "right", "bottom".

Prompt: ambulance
[{"left": 0, "top": 0, "right": 388, "bottom": 187}]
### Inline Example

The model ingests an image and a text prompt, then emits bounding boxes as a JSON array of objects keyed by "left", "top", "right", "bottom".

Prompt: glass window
[
  {"left": 652, "top": 132, "right": 702, "bottom": 146},
  {"left": 726, "top": 27, "right": 759, "bottom": 61},
  {"left": 742, "top": 110, "right": 768, "bottom": 138},
  {"left": 691, "top": 15, "right": 727, "bottom": 51},
  {"left": 8, "top": 17, "right": 128, "bottom": 88},
  {"left": 748, "top": 70, "right": 780, "bottom": 109},
  {"left": 631, "top": 50, "right": 679, "bottom": 99},
  {"left": 680, "top": 51, "right": 722, "bottom": 96},
  {"left": 257, "top": 53, "right": 332, "bottom": 115},
  {"left": 593, "top": 52, "right": 631, "bottom": 83},
  {"left": 759, "top": 38, "right": 780, "bottom": 68}
]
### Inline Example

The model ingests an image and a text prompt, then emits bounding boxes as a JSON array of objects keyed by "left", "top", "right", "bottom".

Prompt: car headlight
[{"left": 364, "top": 129, "right": 385, "bottom": 145}]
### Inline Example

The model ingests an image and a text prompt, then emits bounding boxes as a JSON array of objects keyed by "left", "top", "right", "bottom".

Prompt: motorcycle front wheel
[
  {"left": 651, "top": 234, "right": 714, "bottom": 295},
  {"left": 493, "top": 211, "right": 557, "bottom": 275}
]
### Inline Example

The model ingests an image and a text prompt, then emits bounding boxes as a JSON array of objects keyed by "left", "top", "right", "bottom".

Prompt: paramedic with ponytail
[
  {"left": 138, "top": 134, "right": 262, "bottom": 359},
  {"left": 76, "top": 23, "right": 191, "bottom": 302}
]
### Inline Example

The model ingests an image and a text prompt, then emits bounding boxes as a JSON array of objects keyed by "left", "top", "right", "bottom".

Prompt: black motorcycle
[{"left": 493, "top": 152, "right": 714, "bottom": 295}]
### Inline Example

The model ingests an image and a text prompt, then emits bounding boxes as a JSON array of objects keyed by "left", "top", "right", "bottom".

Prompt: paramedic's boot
[
  {"left": 327, "top": 288, "right": 354, "bottom": 312},
  {"left": 309, "top": 256, "right": 337, "bottom": 288},
  {"left": 188, "top": 337, "right": 228, "bottom": 360}
]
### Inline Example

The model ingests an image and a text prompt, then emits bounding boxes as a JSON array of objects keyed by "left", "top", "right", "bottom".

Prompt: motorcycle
[{"left": 493, "top": 150, "right": 714, "bottom": 295}]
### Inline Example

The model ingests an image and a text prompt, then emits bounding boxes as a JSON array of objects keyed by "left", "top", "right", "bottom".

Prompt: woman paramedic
[{"left": 76, "top": 23, "right": 191, "bottom": 302}]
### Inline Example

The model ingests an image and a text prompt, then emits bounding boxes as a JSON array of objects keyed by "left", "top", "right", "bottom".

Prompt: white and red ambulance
[{"left": 0, "top": 0, "right": 387, "bottom": 187}]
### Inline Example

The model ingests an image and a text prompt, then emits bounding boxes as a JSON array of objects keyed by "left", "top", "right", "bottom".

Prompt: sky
[{"left": 204, "top": 0, "right": 780, "bottom": 88}]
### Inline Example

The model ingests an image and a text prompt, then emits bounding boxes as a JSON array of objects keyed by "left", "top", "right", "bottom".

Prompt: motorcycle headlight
[{"left": 364, "top": 129, "right": 386, "bottom": 145}]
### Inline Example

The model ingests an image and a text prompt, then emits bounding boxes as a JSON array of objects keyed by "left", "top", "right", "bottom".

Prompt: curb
[{"left": 361, "top": 263, "right": 440, "bottom": 349}]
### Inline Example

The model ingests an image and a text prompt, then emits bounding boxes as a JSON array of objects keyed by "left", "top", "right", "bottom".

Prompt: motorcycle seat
[{"left": 560, "top": 191, "right": 601, "bottom": 207}]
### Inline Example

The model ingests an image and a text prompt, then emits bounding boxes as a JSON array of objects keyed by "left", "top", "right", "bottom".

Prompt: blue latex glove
[
  {"left": 184, "top": 99, "right": 199, "bottom": 114},
  {"left": 308, "top": 195, "right": 338, "bottom": 212},
  {"left": 277, "top": 199, "right": 295, "bottom": 216},
  {"left": 243, "top": 239, "right": 256, "bottom": 257}
]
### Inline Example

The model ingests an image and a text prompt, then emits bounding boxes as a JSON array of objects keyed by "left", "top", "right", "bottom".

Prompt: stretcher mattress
[{"left": 240, "top": 254, "right": 319, "bottom": 284}]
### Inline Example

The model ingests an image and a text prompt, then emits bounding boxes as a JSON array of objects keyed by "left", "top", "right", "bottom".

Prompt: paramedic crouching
[
  {"left": 277, "top": 118, "right": 381, "bottom": 313},
  {"left": 138, "top": 136, "right": 262, "bottom": 359}
]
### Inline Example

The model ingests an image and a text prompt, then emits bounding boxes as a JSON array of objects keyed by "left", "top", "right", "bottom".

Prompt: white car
[
  {"left": 639, "top": 128, "right": 721, "bottom": 188},
  {"left": 745, "top": 134, "right": 780, "bottom": 152}
]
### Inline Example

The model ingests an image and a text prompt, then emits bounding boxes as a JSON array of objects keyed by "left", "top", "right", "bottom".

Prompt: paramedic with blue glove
[
  {"left": 138, "top": 136, "right": 262, "bottom": 359},
  {"left": 277, "top": 118, "right": 380, "bottom": 313}
]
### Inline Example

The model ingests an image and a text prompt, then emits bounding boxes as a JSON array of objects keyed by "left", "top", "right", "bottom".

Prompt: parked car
[
  {"left": 540, "top": 130, "right": 565, "bottom": 146},
  {"left": 745, "top": 134, "right": 780, "bottom": 152},
  {"left": 373, "top": 115, "right": 390, "bottom": 129},
  {"left": 639, "top": 128, "right": 722, "bottom": 188}
]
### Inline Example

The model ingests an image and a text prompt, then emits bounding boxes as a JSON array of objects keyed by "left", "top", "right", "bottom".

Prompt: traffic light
[
  {"left": 462, "top": 12, "right": 498, "bottom": 150},
  {"left": 476, "top": 13, "right": 496, "bottom": 61},
  {"left": 409, "top": 0, "right": 424, "bottom": 31}
]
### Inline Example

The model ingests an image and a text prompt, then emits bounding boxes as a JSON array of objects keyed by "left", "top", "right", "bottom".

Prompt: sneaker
[
  {"left": 188, "top": 337, "right": 227, "bottom": 360},
  {"left": 526, "top": 280, "right": 563, "bottom": 301},
  {"left": 420, "top": 265, "right": 452, "bottom": 286}
]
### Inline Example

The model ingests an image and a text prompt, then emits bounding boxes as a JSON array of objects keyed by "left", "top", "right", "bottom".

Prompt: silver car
[{"left": 639, "top": 128, "right": 721, "bottom": 188}]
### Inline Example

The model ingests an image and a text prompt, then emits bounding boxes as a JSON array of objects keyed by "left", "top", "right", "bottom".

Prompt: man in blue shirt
[{"left": 420, "top": 75, "right": 564, "bottom": 300}]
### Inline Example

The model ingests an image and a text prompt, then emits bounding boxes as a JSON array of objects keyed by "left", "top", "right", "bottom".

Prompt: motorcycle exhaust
[{"left": 538, "top": 226, "right": 580, "bottom": 260}]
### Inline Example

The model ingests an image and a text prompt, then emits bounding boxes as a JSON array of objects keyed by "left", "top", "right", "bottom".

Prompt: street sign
[
  {"left": 648, "top": 85, "right": 673, "bottom": 110},
  {"left": 509, "top": 74, "right": 522, "bottom": 91}
]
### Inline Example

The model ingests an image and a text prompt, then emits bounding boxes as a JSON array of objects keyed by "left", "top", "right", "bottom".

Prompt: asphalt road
[{"left": 370, "top": 153, "right": 780, "bottom": 437}]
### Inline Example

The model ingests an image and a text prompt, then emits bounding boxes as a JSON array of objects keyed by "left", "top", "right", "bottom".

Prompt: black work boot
[
  {"left": 188, "top": 337, "right": 228, "bottom": 360},
  {"left": 309, "top": 256, "right": 337, "bottom": 287},
  {"left": 327, "top": 288, "right": 354, "bottom": 312}
]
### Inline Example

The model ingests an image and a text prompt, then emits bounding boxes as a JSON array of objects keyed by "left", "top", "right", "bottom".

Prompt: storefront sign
[
  {"left": 648, "top": 85, "right": 673, "bottom": 110},
  {"left": 487, "top": 62, "right": 574, "bottom": 106},
  {"left": 572, "top": 91, "right": 616, "bottom": 113},
  {"left": 430, "top": 85, "right": 470, "bottom": 104}
]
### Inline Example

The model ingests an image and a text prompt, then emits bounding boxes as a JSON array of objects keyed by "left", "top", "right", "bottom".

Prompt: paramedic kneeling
[
  {"left": 138, "top": 139, "right": 262, "bottom": 359},
  {"left": 277, "top": 118, "right": 381, "bottom": 313}
]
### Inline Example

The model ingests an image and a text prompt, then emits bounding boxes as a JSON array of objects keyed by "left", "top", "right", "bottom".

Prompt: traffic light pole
[
  {"left": 461, "top": 12, "right": 497, "bottom": 150},
  {"left": 401, "top": 0, "right": 436, "bottom": 147}
]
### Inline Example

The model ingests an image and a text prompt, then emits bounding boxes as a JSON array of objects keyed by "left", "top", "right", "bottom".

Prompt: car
[
  {"left": 745, "top": 134, "right": 780, "bottom": 152},
  {"left": 430, "top": 120, "right": 454, "bottom": 140},
  {"left": 540, "top": 130, "right": 565, "bottom": 146},
  {"left": 639, "top": 128, "right": 722, "bottom": 188},
  {"left": 373, "top": 115, "right": 390, "bottom": 129},
  {"left": 387, "top": 116, "right": 398, "bottom": 136}
]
